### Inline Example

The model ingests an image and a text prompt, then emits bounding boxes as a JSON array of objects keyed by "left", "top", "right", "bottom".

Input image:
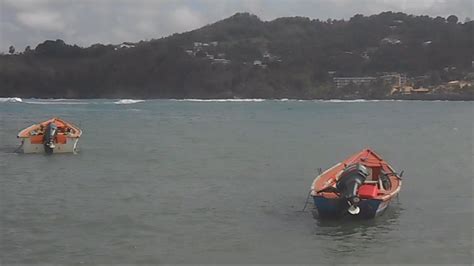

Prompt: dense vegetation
[{"left": 1, "top": 12, "right": 473, "bottom": 99}]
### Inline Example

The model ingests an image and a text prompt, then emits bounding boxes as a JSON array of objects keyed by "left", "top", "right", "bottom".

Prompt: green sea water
[{"left": 1, "top": 99, "right": 472, "bottom": 264}]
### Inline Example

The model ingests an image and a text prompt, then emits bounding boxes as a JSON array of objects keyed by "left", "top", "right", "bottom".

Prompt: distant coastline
[
  {"left": 1, "top": 12, "right": 473, "bottom": 101},
  {"left": 2, "top": 95, "right": 473, "bottom": 102},
  {"left": 384, "top": 94, "right": 474, "bottom": 101}
]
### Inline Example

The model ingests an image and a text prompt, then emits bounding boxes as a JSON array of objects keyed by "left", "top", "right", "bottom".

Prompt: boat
[
  {"left": 17, "top": 117, "right": 82, "bottom": 154},
  {"left": 310, "top": 148, "right": 402, "bottom": 218}
]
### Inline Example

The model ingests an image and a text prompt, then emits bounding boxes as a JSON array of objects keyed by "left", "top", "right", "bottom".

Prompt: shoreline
[{"left": 1, "top": 95, "right": 473, "bottom": 102}]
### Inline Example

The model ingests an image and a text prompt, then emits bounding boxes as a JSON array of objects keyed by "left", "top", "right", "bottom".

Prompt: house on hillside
[
  {"left": 381, "top": 73, "right": 407, "bottom": 87},
  {"left": 253, "top": 60, "right": 267, "bottom": 68},
  {"left": 381, "top": 37, "right": 401, "bottom": 45},
  {"left": 422, "top": 40, "right": 433, "bottom": 46},
  {"left": 448, "top": 80, "right": 471, "bottom": 89},
  {"left": 411, "top": 87, "right": 430, "bottom": 94},
  {"left": 118, "top": 42, "right": 135, "bottom": 49},
  {"left": 212, "top": 59, "right": 230, "bottom": 64},
  {"left": 333, "top": 77, "right": 377, "bottom": 88},
  {"left": 391, "top": 86, "right": 430, "bottom": 95}
]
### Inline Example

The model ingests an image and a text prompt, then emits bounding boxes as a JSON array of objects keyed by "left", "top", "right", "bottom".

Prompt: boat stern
[
  {"left": 313, "top": 196, "right": 389, "bottom": 219},
  {"left": 20, "top": 137, "right": 80, "bottom": 154}
]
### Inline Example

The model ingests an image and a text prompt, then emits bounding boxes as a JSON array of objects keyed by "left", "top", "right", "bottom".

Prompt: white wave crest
[
  {"left": 319, "top": 99, "right": 407, "bottom": 103},
  {"left": 22, "top": 99, "right": 89, "bottom": 105},
  {"left": 0, "top": 97, "right": 23, "bottom": 103},
  {"left": 324, "top": 99, "right": 368, "bottom": 103},
  {"left": 114, "top": 99, "right": 146, "bottom": 104},
  {"left": 174, "top": 99, "right": 265, "bottom": 102}
]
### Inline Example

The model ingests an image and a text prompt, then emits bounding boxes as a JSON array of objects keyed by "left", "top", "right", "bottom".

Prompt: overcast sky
[{"left": 1, "top": 0, "right": 472, "bottom": 52}]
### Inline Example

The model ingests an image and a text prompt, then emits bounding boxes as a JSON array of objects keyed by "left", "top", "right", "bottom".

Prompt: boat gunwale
[
  {"left": 17, "top": 117, "right": 82, "bottom": 139},
  {"left": 310, "top": 149, "right": 402, "bottom": 201},
  {"left": 310, "top": 162, "right": 342, "bottom": 195}
]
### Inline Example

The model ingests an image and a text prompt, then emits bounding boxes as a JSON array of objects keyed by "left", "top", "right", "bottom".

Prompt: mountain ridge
[{"left": 1, "top": 12, "right": 473, "bottom": 99}]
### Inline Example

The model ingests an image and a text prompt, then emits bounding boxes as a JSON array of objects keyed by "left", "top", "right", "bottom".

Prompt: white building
[
  {"left": 333, "top": 77, "right": 377, "bottom": 88},
  {"left": 212, "top": 59, "right": 230, "bottom": 64},
  {"left": 119, "top": 42, "right": 135, "bottom": 49},
  {"left": 381, "top": 37, "right": 401, "bottom": 45}
]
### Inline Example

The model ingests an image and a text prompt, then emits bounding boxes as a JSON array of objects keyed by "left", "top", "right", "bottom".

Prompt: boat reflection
[{"left": 310, "top": 202, "right": 404, "bottom": 256}]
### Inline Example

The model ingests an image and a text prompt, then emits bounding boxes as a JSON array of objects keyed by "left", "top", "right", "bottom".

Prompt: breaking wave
[
  {"left": 171, "top": 98, "right": 401, "bottom": 103},
  {"left": 0, "top": 97, "right": 23, "bottom": 103},
  {"left": 324, "top": 99, "right": 368, "bottom": 103},
  {"left": 22, "top": 99, "right": 90, "bottom": 105},
  {"left": 174, "top": 99, "right": 266, "bottom": 102},
  {"left": 114, "top": 99, "right": 146, "bottom": 104}
]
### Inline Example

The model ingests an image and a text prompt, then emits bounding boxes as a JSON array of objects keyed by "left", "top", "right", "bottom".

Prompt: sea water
[{"left": 0, "top": 98, "right": 472, "bottom": 264}]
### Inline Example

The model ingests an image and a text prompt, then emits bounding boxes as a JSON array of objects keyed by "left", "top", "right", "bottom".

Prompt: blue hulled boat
[{"left": 310, "top": 149, "right": 403, "bottom": 219}]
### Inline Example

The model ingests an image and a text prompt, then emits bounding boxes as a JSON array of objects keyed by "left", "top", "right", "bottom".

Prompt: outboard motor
[
  {"left": 43, "top": 122, "right": 58, "bottom": 154},
  {"left": 336, "top": 163, "right": 369, "bottom": 215}
]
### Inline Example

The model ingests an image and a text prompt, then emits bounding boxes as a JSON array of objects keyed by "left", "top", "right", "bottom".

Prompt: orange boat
[
  {"left": 17, "top": 117, "right": 82, "bottom": 154},
  {"left": 310, "top": 149, "right": 403, "bottom": 218}
]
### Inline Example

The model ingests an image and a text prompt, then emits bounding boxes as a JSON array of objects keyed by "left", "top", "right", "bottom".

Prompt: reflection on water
[
  {"left": 311, "top": 202, "right": 403, "bottom": 255},
  {"left": 0, "top": 145, "right": 22, "bottom": 154}
]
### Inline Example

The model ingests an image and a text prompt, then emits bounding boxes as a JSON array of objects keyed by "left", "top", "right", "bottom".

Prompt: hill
[{"left": 1, "top": 12, "right": 473, "bottom": 99}]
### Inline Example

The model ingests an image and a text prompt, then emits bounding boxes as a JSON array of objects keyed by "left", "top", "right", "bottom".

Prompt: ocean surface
[{"left": 0, "top": 98, "right": 472, "bottom": 264}]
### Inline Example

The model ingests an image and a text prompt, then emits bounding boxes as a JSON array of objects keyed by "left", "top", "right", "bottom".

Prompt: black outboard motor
[
  {"left": 336, "top": 163, "right": 369, "bottom": 214},
  {"left": 43, "top": 122, "right": 58, "bottom": 154}
]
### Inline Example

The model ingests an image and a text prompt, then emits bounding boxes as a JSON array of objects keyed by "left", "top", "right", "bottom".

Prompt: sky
[{"left": 1, "top": 0, "right": 473, "bottom": 52}]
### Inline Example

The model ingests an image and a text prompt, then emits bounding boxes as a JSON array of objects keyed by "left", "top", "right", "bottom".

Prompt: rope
[
  {"left": 301, "top": 189, "right": 312, "bottom": 212},
  {"left": 13, "top": 141, "right": 24, "bottom": 153}
]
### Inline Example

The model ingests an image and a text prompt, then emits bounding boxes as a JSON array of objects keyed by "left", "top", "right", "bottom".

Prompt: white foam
[
  {"left": 0, "top": 97, "right": 23, "bottom": 103},
  {"left": 174, "top": 99, "right": 265, "bottom": 102},
  {"left": 324, "top": 99, "right": 368, "bottom": 103},
  {"left": 114, "top": 99, "right": 146, "bottom": 104},
  {"left": 22, "top": 99, "right": 89, "bottom": 105},
  {"left": 46, "top": 98, "right": 73, "bottom": 101}
]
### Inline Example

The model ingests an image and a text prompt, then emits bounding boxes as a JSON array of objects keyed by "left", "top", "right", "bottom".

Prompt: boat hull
[
  {"left": 313, "top": 196, "right": 392, "bottom": 219},
  {"left": 20, "top": 137, "right": 80, "bottom": 154}
]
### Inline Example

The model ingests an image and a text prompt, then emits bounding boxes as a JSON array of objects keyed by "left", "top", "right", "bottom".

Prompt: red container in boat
[{"left": 358, "top": 184, "right": 379, "bottom": 199}]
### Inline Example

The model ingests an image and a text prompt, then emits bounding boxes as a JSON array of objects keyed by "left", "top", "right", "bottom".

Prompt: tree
[
  {"left": 24, "top": 46, "right": 31, "bottom": 53},
  {"left": 35, "top": 39, "right": 82, "bottom": 57},
  {"left": 195, "top": 50, "right": 206, "bottom": 58},
  {"left": 447, "top": 15, "right": 458, "bottom": 24},
  {"left": 0, "top": 12, "right": 472, "bottom": 99},
  {"left": 8, "top": 45, "right": 15, "bottom": 54},
  {"left": 434, "top": 16, "right": 446, "bottom": 24}
]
